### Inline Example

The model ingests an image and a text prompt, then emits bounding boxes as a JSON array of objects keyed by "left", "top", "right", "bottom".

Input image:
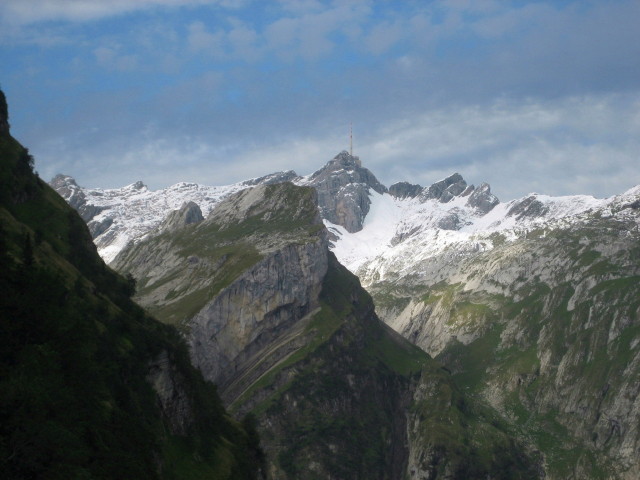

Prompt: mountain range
[
  {"left": 48, "top": 147, "right": 640, "bottom": 479},
  {"left": 0, "top": 74, "right": 628, "bottom": 480},
  {"left": 51, "top": 148, "right": 640, "bottom": 479}
]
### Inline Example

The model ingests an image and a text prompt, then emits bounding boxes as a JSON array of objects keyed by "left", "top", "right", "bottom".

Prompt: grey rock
[
  {"left": 437, "top": 213, "right": 462, "bottom": 230},
  {"left": 146, "top": 350, "right": 194, "bottom": 436},
  {"left": 306, "top": 151, "right": 387, "bottom": 233},
  {"left": 160, "top": 201, "right": 204, "bottom": 232},
  {"left": 242, "top": 170, "right": 299, "bottom": 186},
  {"left": 466, "top": 182, "right": 499, "bottom": 214},
  {"left": 389, "top": 181, "right": 423, "bottom": 199},
  {"left": 419, "top": 173, "right": 468, "bottom": 203},
  {"left": 373, "top": 214, "right": 640, "bottom": 478},
  {"left": 49, "top": 174, "right": 108, "bottom": 224},
  {"left": 507, "top": 195, "right": 549, "bottom": 219},
  {"left": 113, "top": 183, "right": 329, "bottom": 390},
  {"left": 88, "top": 217, "right": 113, "bottom": 237}
]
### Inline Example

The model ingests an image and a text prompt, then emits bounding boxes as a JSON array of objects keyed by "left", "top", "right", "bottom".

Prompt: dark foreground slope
[
  {"left": 0, "top": 90, "right": 262, "bottom": 479},
  {"left": 113, "top": 177, "right": 541, "bottom": 478}
]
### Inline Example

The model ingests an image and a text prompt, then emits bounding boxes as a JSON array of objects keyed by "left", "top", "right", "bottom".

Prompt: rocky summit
[{"left": 51, "top": 149, "right": 640, "bottom": 479}]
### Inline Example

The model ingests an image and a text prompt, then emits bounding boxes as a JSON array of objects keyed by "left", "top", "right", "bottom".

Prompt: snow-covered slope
[
  {"left": 50, "top": 151, "right": 387, "bottom": 264},
  {"left": 50, "top": 174, "right": 298, "bottom": 263},
  {"left": 50, "top": 153, "right": 639, "bottom": 274},
  {"left": 330, "top": 184, "right": 640, "bottom": 287}
]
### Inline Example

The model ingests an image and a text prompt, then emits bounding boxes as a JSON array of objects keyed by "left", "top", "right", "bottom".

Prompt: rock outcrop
[
  {"left": 389, "top": 181, "right": 423, "bottom": 199},
  {"left": 49, "top": 174, "right": 107, "bottom": 223},
  {"left": 507, "top": 194, "right": 549, "bottom": 219},
  {"left": 302, "top": 150, "right": 387, "bottom": 232},
  {"left": 159, "top": 201, "right": 204, "bottom": 232},
  {"left": 419, "top": 172, "right": 469, "bottom": 203},
  {"left": 113, "top": 183, "right": 329, "bottom": 388},
  {"left": 467, "top": 182, "right": 500, "bottom": 214}
]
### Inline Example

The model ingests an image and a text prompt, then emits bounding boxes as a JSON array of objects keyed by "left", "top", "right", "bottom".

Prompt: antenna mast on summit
[{"left": 350, "top": 122, "right": 353, "bottom": 156}]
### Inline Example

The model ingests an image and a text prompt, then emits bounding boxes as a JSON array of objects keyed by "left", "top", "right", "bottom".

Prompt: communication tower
[{"left": 350, "top": 122, "right": 353, "bottom": 156}]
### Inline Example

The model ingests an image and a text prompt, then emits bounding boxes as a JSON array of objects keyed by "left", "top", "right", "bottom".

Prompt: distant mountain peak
[
  {"left": 389, "top": 181, "right": 423, "bottom": 199},
  {"left": 420, "top": 172, "right": 468, "bottom": 203},
  {"left": 302, "top": 151, "right": 387, "bottom": 233},
  {"left": 330, "top": 149, "right": 362, "bottom": 168}
]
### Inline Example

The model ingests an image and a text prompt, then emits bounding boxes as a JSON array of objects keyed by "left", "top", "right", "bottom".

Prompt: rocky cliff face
[
  {"left": 363, "top": 203, "right": 640, "bottom": 479},
  {"left": 49, "top": 174, "right": 108, "bottom": 225},
  {"left": 159, "top": 201, "right": 204, "bottom": 232},
  {"left": 113, "top": 183, "right": 329, "bottom": 390},
  {"left": 113, "top": 181, "right": 539, "bottom": 479},
  {"left": 389, "top": 181, "right": 423, "bottom": 199}
]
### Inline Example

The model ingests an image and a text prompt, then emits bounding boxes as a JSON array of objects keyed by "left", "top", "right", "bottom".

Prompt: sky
[{"left": 1, "top": 0, "right": 639, "bottom": 201}]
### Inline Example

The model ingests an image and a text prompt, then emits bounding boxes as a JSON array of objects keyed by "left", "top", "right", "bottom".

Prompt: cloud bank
[{"left": 1, "top": 0, "right": 638, "bottom": 200}]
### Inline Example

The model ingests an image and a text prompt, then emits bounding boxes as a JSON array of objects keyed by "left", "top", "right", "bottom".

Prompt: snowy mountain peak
[
  {"left": 241, "top": 170, "right": 299, "bottom": 186},
  {"left": 419, "top": 172, "right": 469, "bottom": 203},
  {"left": 329, "top": 149, "right": 362, "bottom": 168},
  {"left": 51, "top": 153, "right": 639, "bottom": 270},
  {"left": 299, "top": 151, "right": 388, "bottom": 233}
]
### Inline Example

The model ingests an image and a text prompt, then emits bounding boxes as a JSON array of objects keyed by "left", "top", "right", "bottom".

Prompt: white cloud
[
  {"left": 35, "top": 92, "right": 639, "bottom": 204},
  {"left": 0, "top": 0, "right": 236, "bottom": 25},
  {"left": 187, "top": 21, "right": 225, "bottom": 56},
  {"left": 359, "top": 94, "right": 640, "bottom": 200},
  {"left": 94, "top": 45, "right": 138, "bottom": 71},
  {"left": 363, "top": 19, "right": 404, "bottom": 55},
  {"left": 264, "top": 2, "right": 370, "bottom": 61}
]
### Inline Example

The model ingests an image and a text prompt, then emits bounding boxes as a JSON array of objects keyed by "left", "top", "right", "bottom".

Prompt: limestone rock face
[
  {"left": 419, "top": 173, "right": 468, "bottom": 203},
  {"left": 146, "top": 350, "right": 194, "bottom": 436},
  {"left": 507, "top": 194, "right": 549, "bottom": 219},
  {"left": 370, "top": 210, "right": 640, "bottom": 479},
  {"left": 189, "top": 238, "right": 328, "bottom": 387},
  {"left": 160, "top": 201, "right": 204, "bottom": 232},
  {"left": 467, "top": 182, "right": 499, "bottom": 214},
  {"left": 241, "top": 169, "right": 298, "bottom": 186},
  {"left": 113, "top": 183, "right": 329, "bottom": 390},
  {"left": 49, "top": 174, "right": 107, "bottom": 223},
  {"left": 302, "top": 150, "right": 387, "bottom": 233}
]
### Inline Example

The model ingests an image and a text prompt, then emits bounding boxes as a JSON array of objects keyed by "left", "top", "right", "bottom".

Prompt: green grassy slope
[{"left": 372, "top": 221, "right": 640, "bottom": 479}]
